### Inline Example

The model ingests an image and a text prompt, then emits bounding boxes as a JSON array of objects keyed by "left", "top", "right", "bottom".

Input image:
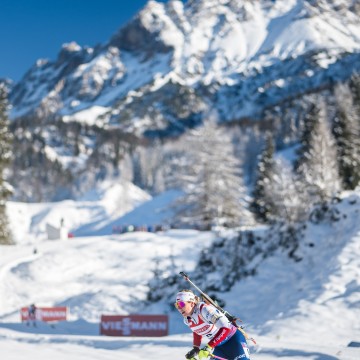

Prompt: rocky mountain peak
[{"left": 108, "top": 1, "right": 177, "bottom": 56}]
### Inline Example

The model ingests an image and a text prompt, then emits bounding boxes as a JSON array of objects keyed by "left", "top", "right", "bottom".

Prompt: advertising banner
[
  {"left": 100, "top": 314, "right": 168, "bottom": 337},
  {"left": 20, "top": 306, "right": 68, "bottom": 322}
]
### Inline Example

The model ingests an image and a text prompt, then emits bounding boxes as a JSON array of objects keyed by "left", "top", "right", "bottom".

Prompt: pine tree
[
  {"left": 294, "top": 102, "right": 319, "bottom": 171},
  {"left": 297, "top": 100, "right": 341, "bottom": 204},
  {"left": 0, "top": 83, "right": 13, "bottom": 245},
  {"left": 251, "top": 132, "right": 276, "bottom": 223},
  {"left": 134, "top": 141, "right": 165, "bottom": 193},
  {"left": 265, "top": 159, "right": 311, "bottom": 224},
  {"left": 332, "top": 83, "right": 360, "bottom": 190},
  {"left": 349, "top": 73, "right": 360, "bottom": 118},
  {"left": 175, "top": 120, "right": 251, "bottom": 229}
]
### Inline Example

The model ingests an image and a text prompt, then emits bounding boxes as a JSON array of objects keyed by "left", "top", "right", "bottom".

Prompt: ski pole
[
  {"left": 210, "top": 354, "right": 228, "bottom": 360},
  {"left": 179, "top": 271, "right": 257, "bottom": 345}
]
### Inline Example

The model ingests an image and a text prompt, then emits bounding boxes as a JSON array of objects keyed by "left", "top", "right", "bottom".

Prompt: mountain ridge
[
  {"left": 9, "top": 0, "right": 360, "bottom": 124},
  {"left": 5, "top": 0, "right": 360, "bottom": 201}
]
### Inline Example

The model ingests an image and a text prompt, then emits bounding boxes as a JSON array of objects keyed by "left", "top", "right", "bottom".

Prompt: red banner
[
  {"left": 20, "top": 307, "right": 68, "bottom": 322},
  {"left": 100, "top": 314, "right": 168, "bottom": 336}
]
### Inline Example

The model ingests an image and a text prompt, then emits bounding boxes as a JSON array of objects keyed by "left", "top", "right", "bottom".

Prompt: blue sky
[{"left": 0, "top": 0, "right": 171, "bottom": 82}]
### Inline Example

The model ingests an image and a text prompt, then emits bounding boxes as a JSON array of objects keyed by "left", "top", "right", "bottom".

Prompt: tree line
[
  {"left": 1, "top": 74, "right": 360, "bottom": 244},
  {"left": 137, "top": 74, "right": 360, "bottom": 229},
  {"left": 0, "top": 83, "right": 13, "bottom": 244}
]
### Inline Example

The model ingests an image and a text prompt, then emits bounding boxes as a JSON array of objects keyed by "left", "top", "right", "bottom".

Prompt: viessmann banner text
[
  {"left": 20, "top": 307, "right": 68, "bottom": 322},
  {"left": 100, "top": 314, "right": 168, "bottom": 336}
]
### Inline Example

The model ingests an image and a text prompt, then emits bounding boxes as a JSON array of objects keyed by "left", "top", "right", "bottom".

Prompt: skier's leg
[
  {"left": 214, "top": 329, "right": 250, "bottom": 360},
  {"left": 213, "top": 347, "right": 227, "bottom": 359}
]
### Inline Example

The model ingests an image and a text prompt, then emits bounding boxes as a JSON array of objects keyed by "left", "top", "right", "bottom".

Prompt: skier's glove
[
  {"left": 198, "top": 345, "right": 213, "bottom": 360},
  {"left": 185, "top": 346, "right": 200, "bottom": 359}
]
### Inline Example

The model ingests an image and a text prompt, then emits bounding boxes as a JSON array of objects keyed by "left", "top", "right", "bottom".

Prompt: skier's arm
[
  {"left": 193, "top": 332, "right": 202, "bottom": 347},
  {"left": 208, "top": 327, "right": 231, "bottom": 347}
]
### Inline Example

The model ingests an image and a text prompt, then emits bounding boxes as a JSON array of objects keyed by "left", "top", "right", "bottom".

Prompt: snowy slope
[
  {"left": 0, "top": 182, "right": 360, "bottom": 359},
  {"left": 6, "top": 179, "right": 152, "bottom": 243}
]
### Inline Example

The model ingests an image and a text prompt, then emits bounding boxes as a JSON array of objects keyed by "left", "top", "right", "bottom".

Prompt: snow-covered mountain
[
  {"left": 6, "top": 0, "right": 360, "bottom": 202},
  {"left": 9, "top": 0, "right": 360, "bottom": 127}
]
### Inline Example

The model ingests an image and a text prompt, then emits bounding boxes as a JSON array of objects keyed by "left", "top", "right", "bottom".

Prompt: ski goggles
[{"left": 174, "top": 301, "right": 187, "bottom": 310}]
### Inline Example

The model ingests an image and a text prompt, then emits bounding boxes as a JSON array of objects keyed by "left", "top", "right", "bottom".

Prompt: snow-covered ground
[{"left": 0, "top": 182, "right": 359, "bottom": 359}]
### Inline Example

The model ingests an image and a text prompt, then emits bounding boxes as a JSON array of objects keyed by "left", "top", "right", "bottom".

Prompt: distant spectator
[
  {"left": 155, "top": 224, "right": 164, "bottom": 232},
  {"left": 27, "top": 303, "right": 37, "bottom": 327}
]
